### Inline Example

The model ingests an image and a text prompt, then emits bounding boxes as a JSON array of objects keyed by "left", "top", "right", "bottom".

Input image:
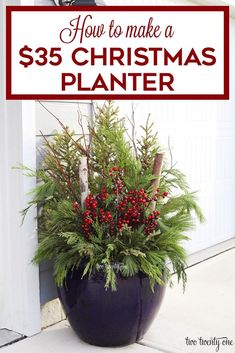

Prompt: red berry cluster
[
  {"left": 99, "top": 187, "right": 108, "bottom": 201},
  {"left": 77, "top": 166, "right": 169, "bottom": 238},
  {"left": 85, "top": 195, "right": 98, "bottom": 210},
  {"left": 115, "top": 188, "right": 161, "bottom": 234},
  {"left": 109, "top": 166, "right": 122, "bottom": 177},
  {"left": 116, "top": 189, "right": 146, "bottom": 229},
  {"left": 109, "top": 167, "right": 124, "bottom": 194},
  {"left": 144, "top": 210, "right": 161, "bottom": 235},
  {"left": 72, "top": 201, "right": 80, "bottom": 213},
  {"left": 98, "top": 209, "right": 112, "bottom": 223},
  {"left": 81, "top": 191, "right": 114, "bottom": 237},
  {"left": 81, "top": 195, "right": 97, "bottom": 236},
  {"left": 82, "top": 210, "right": 93, "bottom": 235}
]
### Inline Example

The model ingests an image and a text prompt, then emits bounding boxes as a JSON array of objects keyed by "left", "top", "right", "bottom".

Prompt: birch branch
[
  {"left": 79, "top": 156, "right": 89, "bottom": 208},
  {"left": 150, "top": 152, "right": 164, "bottom": 209}
]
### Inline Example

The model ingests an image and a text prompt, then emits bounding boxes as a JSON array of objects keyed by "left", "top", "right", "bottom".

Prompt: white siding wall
[{"left": 0, "top": 0, "right": 41, "bottom": 336}]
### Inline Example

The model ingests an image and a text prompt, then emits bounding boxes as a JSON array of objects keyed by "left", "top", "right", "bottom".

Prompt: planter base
[{"left": 58, "top": 268, "right": 166, "bottom": 347}]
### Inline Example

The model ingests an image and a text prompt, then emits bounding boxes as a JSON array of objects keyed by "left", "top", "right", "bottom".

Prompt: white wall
[{"left": 0, "top": 0, "right": 41, "bottom": 336}]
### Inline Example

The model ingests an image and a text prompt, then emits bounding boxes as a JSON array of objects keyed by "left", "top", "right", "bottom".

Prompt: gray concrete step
[
  {"left": 0, "top": 321, "right": 163, "bottom": 353},
  {"left": 142, "top": 249, "right": 235, "bottom": 353},
  {"left": 2, "top": 249, "right": 234, "bottom": 353}
]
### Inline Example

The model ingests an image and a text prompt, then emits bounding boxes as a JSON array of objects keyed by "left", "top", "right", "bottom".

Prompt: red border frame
[{"left": 6, "top": 5, "right": 230, "bottom": 100}]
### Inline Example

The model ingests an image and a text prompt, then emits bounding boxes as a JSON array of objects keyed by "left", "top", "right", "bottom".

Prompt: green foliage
[
  {"left": 137, "top": 114, "right": 160, "bottom": 174},
  {"left": 89, "top": 102, "right": 138, "bottom": 193},
  {"left": 21, "top": 101, "right": 204, "bottom": 292}
]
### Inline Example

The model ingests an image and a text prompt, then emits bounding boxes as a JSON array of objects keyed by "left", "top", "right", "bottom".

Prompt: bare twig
[
  {"left": 87, "top": 101, "right": 95, "bottom": 154},
  {"left": 87, "top": 123, "right": 94, "bottom": 156},
  {"left": 39, "top": 130, "right": 78, "bottom": 200},
  {"left": 36, "top": 146, "right": 58, "bottom": 180},
  {"left": 38, "top": 101, "right": 88, "bottom": 157},
  {"left": 126, "top": 103, "right": 138, "bottom": 159},
  {"left": 77, "top": 104, "right": 88, "bottom": 154},
  {"left": 160, "top": 138, "right": 177, "bottom": 178},
  {"left": 168, "top": 136, "right": 173, "bottom": 169}
]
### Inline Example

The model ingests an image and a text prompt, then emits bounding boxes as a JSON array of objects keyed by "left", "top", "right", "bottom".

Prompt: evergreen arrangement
[{"left": 22, "top": 101, "right": 204, "bottom": 291}]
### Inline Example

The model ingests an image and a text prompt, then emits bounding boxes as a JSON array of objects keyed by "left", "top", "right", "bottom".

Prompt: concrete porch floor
[{"left": 1, "top": 248, "right": 235, "bottom": 353}]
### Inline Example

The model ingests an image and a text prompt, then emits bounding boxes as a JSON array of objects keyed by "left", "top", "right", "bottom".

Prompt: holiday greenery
[{"left": 21, "top": 101, "right": 204, "bottom": 291}]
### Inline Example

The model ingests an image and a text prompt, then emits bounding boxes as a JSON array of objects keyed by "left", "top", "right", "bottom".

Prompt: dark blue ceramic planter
[{"left": 57, "top": 267, "right": 166, "bottom": 347}]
